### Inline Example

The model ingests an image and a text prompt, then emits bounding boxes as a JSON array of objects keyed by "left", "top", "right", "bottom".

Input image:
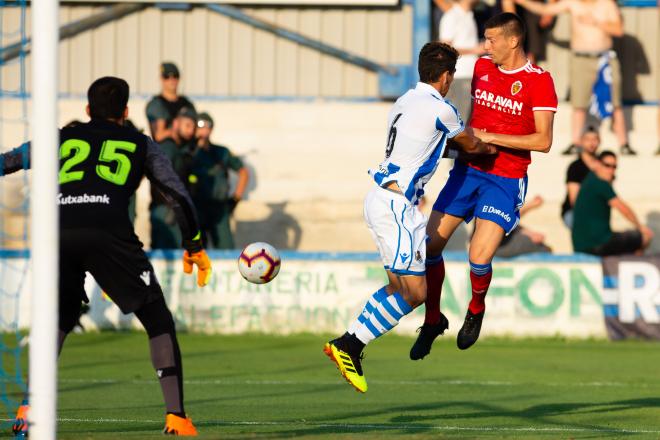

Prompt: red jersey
[{"left": 467, "top": 57, "right": 557, "bottom": 178}]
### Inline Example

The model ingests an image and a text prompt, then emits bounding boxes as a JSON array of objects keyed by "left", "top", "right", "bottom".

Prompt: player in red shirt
[{"left": 410, "top": 13, "right": 558, "bottom": 358}]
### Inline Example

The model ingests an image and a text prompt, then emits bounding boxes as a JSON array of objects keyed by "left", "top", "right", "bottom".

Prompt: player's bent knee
[
  {"left": 405, "top": 290, "right": 425, "bottom": 308},
  {"left": 426, "top": 233, "right": 448, "bottom": 256},
  {"left": 468, "top": 254, "right": 492, "bottom": 266},
  {"left": 469, "top": 243, "right": 496, "bottom": 266},
  {"left": 385, "top": 283, "right": 397, "bottom": 295},
  {"left": 399, "top": 283, "right": 426, "bottom": 307},
  {"left": 384, "top": 275, "right": 402, "bottom": 294},
  {"left": 135, "top": 297, "right": 176, "bottom": 338}
]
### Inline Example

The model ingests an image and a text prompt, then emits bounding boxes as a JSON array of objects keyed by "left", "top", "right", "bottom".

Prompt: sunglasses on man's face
[
  {"left": 162, "top": 74, "right": 179, "bottom": 80},
  {"left": 603, "top": 162, "right": 617, "bottom": 170}
]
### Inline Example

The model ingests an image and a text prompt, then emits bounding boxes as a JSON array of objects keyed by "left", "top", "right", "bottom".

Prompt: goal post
[{"left": 29, "top": 0, "right": 59, "bottom": 438}]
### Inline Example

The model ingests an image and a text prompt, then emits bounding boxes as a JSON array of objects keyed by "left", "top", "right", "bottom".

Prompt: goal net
[{"left": 0, "top": 0, "right": 30, "bottom": 426}]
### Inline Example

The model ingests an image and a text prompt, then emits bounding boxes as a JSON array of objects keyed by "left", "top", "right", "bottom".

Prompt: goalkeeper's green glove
[{"left": 182, "top": 234, "right": 212, "bottom": 287}]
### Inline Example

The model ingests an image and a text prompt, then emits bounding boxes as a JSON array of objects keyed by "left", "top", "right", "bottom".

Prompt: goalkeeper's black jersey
[{"left": 0, "top": 118, "right": 199, "bottom": 241}]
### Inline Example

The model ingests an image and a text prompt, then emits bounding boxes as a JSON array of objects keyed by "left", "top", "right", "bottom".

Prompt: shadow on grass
[
  {"left": 193, "top": 397, "right": 660, "bottom": 439},
  {"left": 60, "top": 347, "right": 226, "bottom": 372},
  {"left": 54, "top": 397, "right": 660, "bottom": 439},
  {"left": 59, "top": 382, "right": 341, "bottom": 414}
]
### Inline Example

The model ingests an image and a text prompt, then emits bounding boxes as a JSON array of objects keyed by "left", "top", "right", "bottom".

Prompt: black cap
[
  {"left": 197, "top": 112, "right": 214, "bottom": 128},
  {"left": 177, "top": 106, "right": 197, "bottom": 121},
  {"left": 161, "top": 62, "right": 180, "bottom": 78}
]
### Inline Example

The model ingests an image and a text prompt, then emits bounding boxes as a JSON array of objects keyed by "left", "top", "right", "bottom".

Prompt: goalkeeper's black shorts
[{"left": 59, "top": 228, "right": 164, "bottom": 330}]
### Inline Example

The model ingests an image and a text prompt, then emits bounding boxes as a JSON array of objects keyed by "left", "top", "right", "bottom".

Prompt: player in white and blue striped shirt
[{"left": 324, "top": 42, "right": 495, "bottom": 393}]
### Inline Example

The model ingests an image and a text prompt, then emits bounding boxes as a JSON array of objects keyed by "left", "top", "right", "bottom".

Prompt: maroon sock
[
  {"left": 468, "top": 268, "right": 492, "bottom": 314},
  {"left": 424, "top": 256, "right": 445, "bottom": 324}
]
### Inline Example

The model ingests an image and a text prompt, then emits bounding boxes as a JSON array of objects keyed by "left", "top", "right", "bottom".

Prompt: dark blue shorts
[{"left": 432, "top": 162, "right": 528, "bottom": 234}]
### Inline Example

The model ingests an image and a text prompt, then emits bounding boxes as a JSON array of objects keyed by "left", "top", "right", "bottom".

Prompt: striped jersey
[{"left": 370, "top": 82, "right": 464, "bottom": 205}]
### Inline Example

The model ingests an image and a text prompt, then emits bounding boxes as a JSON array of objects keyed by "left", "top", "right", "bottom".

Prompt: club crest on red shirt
[{"left": 511, "top": 80, "right": 523, "bottom": 96}]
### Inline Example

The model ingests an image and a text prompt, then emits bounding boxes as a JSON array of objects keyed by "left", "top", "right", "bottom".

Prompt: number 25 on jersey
[{"left": 59, "top": 139, "right": 136, "bottom": 186}]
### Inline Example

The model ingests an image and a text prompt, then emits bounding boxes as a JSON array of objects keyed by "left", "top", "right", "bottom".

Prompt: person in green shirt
[
  {"left": 572, "top": 151, "right": 653, "bottom": 255},
  {"left": 145, "top": 62, "right": 195, "bottom": 142},
  {"left": 188, "top": 112, "right": 249, "bottom": 249},
  {"left": 150, "top": 107, "right": 198, "bottom": 249}
]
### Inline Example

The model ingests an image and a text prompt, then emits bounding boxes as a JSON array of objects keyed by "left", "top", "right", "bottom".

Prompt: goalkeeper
[{"left": 0, "top": 76, "right": 210, "bottom": 436}]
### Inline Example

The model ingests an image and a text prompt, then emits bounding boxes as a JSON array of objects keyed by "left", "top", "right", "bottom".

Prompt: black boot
[
  {"left": 619, "top": 143, "right": 637, "bottom": 156},
  {"left": 410, "top": 313, "right": 450, "bottom": 360},
  {"left": 457, "top": 310, "right": 485, "bottom": 350}
]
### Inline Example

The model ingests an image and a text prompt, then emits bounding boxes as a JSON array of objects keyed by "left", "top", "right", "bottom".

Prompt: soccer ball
[{"left": 238, "top": 242, "right": 281, "bottom": 284}]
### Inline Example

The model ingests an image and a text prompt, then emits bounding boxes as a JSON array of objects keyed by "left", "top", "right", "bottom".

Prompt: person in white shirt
[
  {"left": 432, "top": 0, "right": 454, "bottom": 40},
  {"left": 323, "top": 41, "right": 495, "bottom": 394},
  {"left": 516, "top": 0, "right": 636, "bottom": 156},
  {"left": 439, "top": 0, "right": 484, "bottom": 120}
]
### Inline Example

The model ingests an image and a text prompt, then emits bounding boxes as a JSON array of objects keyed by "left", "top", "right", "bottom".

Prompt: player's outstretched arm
[
  {"left": 451, "top": 127, "right": 497, "bottom": 155},
  {"left": 0, "top": 142, "right": 31, "bottom": 177},
  {"left": 144, "top": 138, "right": 212, "bottom": 286},
  {"left": 474, "top": 111, "right": 555, "bottom": 153},
  {"left": 515, "top": 0, "right": 570, "bottom": 16},
  {"left": 578, "top": 149, "right": 609, "bottom": 175},
  {"left": 609, "top": 197, "right": 644, "bottom": 231}
]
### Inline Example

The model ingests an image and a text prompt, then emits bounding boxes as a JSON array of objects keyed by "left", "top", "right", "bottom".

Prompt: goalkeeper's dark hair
[
  {"left": 485, "top": 12, "right": 526, "bottom": 45},
  {"left": 87, "top": 76, "right": 129, "bottom": 120},
  {"left": 418, "top": 42, "right": 459, "bottom": 84}
]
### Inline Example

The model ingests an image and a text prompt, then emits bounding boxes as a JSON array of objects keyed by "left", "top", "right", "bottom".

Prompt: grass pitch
[{"left": 25, "top": 332, "right": 660, "bottom": 439}]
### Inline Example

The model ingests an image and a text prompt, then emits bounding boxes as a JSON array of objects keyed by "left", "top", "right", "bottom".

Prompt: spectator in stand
[
  {"left": 655, "top": 105, "right": 660, "bottom": 156},
  {"left": 515, "top": 0, "right": 637, "bottom": 156},
  {"left": 439, "top": 0, "right": 484, "bottom": 120},
  {"left": 502, "top": 0, "right": 556, "bottom": 63},
  {"left": 431, "top": 0, "right": 453, "bottom": 41},
  {"left": 473, "top": 0, "right": 504, "bottom": 38},
  {"left": 188, "top": 112, "right": 249, "bottom": 249},
  {"left": 496, "top": 195, "right": 552, "bottom": 257},
  {"left": 561, "top": 126, "right": 600, "bottom": 228},
  {"left": 657, "top": 92, "right": 660, "bottom": 155},
  {"left": 150, "top": 107, "right": 198, "bottom": 249},
  {"left": 146, "top": 62, "right": 195, "bottom": 142},
  {"left": 572, "top": 151, "right": 654, "bottom": 256}
]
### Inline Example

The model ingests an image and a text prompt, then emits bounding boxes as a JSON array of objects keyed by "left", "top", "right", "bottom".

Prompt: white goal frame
[{"left": 29, "top": 0, "right": 59, "bottom": 439}]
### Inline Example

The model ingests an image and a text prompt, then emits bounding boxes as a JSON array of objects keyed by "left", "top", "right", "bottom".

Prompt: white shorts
[{"left": 364, "top": 185, "right": 427, "bottom": 276}]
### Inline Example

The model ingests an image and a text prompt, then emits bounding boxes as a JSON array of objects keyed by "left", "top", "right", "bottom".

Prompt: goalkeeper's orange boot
[
  {"left": 163, "top": 413, "right": 198, "bottom": 436},
  {"left": 12, "top": 400, "right": 29, "bottom": 438}
]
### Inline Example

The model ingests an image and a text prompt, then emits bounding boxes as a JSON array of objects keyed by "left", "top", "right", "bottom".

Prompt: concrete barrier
[
  {"left": 1, "top": 98, "right": 659, "bottom": 253},
  {"left": 0, "top": 250, "right": 608, "bottom": 338}
]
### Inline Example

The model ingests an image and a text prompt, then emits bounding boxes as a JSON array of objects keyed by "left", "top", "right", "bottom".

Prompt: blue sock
[
  {"left": 469, "top": 261, "right": 492, "bottom": 276},
  {"left": 347, "top": 286, "right": 388, "bottom": 335},
  {"left": 355, "top": 292, "right": 414, "bottom": 345}
]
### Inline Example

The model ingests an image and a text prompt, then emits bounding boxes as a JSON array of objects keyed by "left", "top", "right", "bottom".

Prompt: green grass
[{"left": 23, "top": 332, "right": 660, "bottom": 439}]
